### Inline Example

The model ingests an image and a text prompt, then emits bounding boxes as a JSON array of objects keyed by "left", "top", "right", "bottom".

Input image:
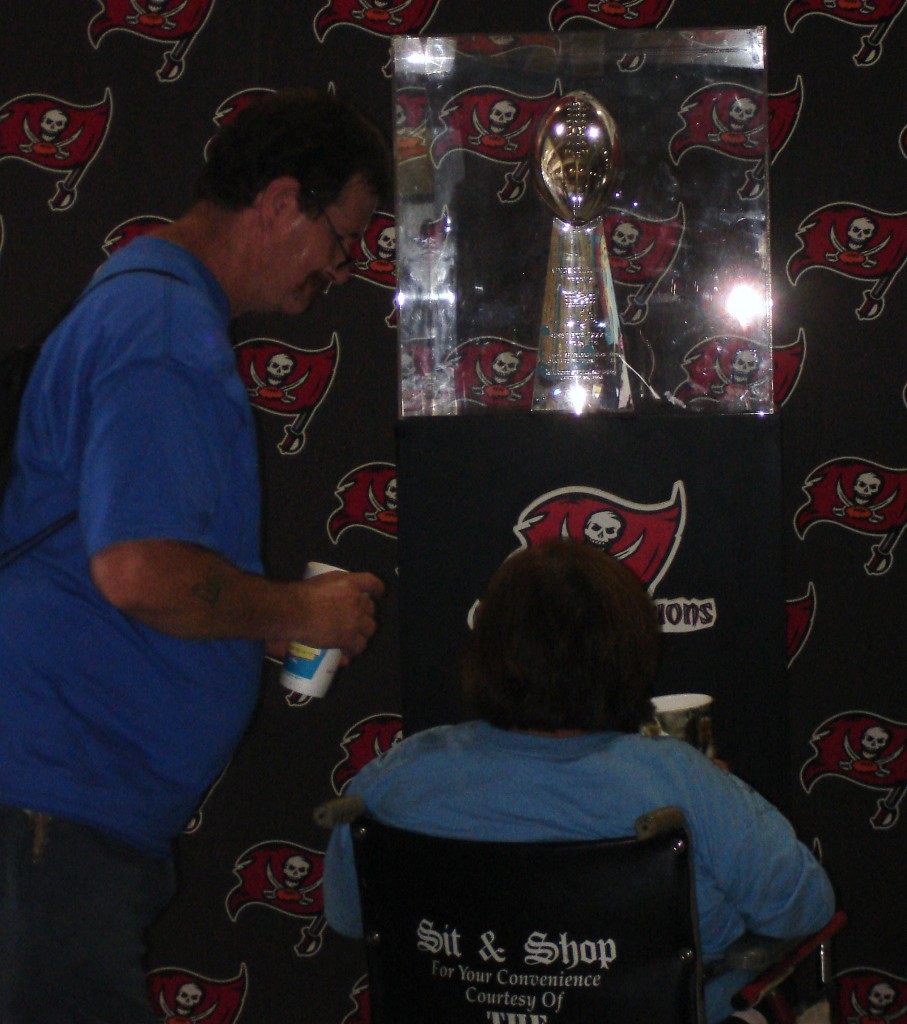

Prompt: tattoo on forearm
[{"left": 192, "top": 572, "right": 226, "bottom": 610}]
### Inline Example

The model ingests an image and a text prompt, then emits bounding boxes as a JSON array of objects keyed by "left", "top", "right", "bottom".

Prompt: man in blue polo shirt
[{"left": 0, "top": 89, "right": 389, "bottom": 1023}]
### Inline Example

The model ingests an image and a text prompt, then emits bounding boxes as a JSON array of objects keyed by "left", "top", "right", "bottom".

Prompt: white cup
[
  {"left": 280, "top": 562, "right": 345, "bottom": 698},
  {"left": 648, "top": 693, "right": 714, "bottom": 756}
]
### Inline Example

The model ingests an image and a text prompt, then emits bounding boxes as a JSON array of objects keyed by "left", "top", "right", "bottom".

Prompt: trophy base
[{"left": 531, "top": 369, "right": 630, "bottom": 415}]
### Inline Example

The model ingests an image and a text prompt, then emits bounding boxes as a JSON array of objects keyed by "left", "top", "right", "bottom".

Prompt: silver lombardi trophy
[{"left": 531, "top": 91, "right": 632, "bottom": 414}]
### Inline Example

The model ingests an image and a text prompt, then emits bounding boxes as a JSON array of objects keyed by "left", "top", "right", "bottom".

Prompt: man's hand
[{"left": 269, "top": 570, "right": 384, "bottom": 660}]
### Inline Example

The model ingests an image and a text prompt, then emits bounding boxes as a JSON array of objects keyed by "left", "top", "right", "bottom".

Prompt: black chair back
[{"left": 350, "top": 807, "right": 704, "bottom": 1024}]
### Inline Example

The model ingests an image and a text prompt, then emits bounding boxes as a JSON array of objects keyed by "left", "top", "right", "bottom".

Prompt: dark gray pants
[{"left": 0, "top": 805, "right": 174, "bottom": 1023}]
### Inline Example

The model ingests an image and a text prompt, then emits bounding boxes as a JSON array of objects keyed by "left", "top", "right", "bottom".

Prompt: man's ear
[{"left": 255, "top": 176, "right": 304, "bottom": 228}]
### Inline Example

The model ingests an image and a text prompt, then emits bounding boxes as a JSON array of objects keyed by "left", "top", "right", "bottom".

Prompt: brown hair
[
  {"left": 461, "top": 540, "right": 659, "bottom": 733},
  {"left": 196, "top": 88, "right": 391, "bottom": 213}
]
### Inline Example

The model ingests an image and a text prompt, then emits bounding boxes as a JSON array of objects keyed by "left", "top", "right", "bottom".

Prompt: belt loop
[{"left": 25, "top": 810, "right": 53, "bottom": 864}]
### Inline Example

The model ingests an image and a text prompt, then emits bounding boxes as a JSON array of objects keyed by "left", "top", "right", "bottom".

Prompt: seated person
[{"left": 323, "top": 539, "right": 835, "bottom": 1024}]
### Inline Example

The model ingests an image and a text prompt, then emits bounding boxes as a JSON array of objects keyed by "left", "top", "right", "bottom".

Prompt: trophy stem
[{"left": 532, "top": 218, "right": 632, "bottom": 414}]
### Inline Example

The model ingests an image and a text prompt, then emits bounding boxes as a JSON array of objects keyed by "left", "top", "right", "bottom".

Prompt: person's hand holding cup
[{"left": 280, "top": 562, "right": 381, "bottom": 698}]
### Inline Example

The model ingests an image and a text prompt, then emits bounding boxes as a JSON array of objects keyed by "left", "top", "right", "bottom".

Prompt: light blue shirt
[{"left": 324, "top": 721, "right": 835, "bottom": 1023}]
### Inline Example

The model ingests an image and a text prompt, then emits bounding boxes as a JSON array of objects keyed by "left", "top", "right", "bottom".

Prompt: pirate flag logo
[
  {"left": 784, "top": 0, "right": 906, "bottom": 66},
  {"left": 147, "top": 965, "right": 247, "bottom": 1023},
  {"left": 801, "top": 710, "right": 907, "bottom": 829},
  {"left": 787, "top": 202, "right": 907, "bottom": 321},
  {"left": 103, "top": 215, "right": 170, "bottom": 256},
  {"left": 548, "top": 0, "right": 675, "bottom": 31},
  {"left": 349, "top": 210, "right": 398, "bottom": 326},
  {"left": 327, "top": 462, "right": 398, "bottom": 543},
  {"left": 795, "top": 457, "right": 907, "bottom": 575},
  {"left": 314, "top": 0, "right": 440, "bottom": 39},
  {"left": 332, "top": 713, "right": 404, "bottom": 793},
  {"left": 431, "top": 84, "right": 560, "bottom": 204},
  {"left": 0, "top": 90, "right": 112, "bottom": 211},
  {"left": 785, "top": 582, "right": 816, "bottom": 668},
  {"left": 88, "top": 0, "right": 216, "bottom": 82},
  {"left": 234, "top": 335, "right": 338, "bottom": 455},
  {"left": 443, "top": 337, "right": 537, "bottom": 410},
  {"left": 514, "top": 483, "right": 684, "bottom": 589},
  {"left": 226, "top": 841, "right": 327, "bottom": 956},
  {"left": 400, "top": 335, "right": 456, "bottom": 416},
  {"left": 668, "top": 336, "right": 773, "bottom": 413},
  {"left": 510, "top": 483, "right": 715, "bottom": 633},
  {"left": 340, "top": 975, "right": 371, "bottom": 1024},
  {"left": 836, "top": 968, "right": 907, "bottom": 1024},
  {"left": 204, "top": 88, "right": 276, "bottom": 160},
  {"left": 601, "top": 205, "right": 685, "bottom": 325},
  {"left": 670, "top": 80, "right": 803, "bottom": 201},
  {"left": 772, "top": 328, "right": 806, "bottom": 407},
  {"left": 395, "top": 87, "right": 429, "bottom": 164},
  {"left": 313, "top": 0, "right": 442, "bottom": 75}
]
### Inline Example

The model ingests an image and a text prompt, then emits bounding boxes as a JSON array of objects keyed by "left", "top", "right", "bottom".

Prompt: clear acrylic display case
[{"left": 392, "top": 28, "right": 774, "bottom": 417}]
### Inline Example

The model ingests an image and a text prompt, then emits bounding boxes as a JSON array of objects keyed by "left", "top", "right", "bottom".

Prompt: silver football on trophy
[{"left": 532, "top": 91, "right": 618, "bottom": 226}]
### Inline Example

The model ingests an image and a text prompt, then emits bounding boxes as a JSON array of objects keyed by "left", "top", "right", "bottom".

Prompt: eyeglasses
[{"left": 322, "top": 210, "right": 355, "bottom": 270}]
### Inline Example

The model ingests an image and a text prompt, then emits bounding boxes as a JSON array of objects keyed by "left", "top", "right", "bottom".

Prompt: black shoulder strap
[{"left": 0, "top": 266, "right": 190, "bottom": 570}]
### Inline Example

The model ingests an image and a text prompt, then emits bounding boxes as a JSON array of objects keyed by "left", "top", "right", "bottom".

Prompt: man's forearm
[{"left": 89, "top": 538, "right": 383, "bottom": 656}]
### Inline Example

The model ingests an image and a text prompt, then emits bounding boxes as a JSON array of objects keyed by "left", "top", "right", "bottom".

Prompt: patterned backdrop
[{"left": 1, "top": 1, "right": 904, "bottom": 1022}]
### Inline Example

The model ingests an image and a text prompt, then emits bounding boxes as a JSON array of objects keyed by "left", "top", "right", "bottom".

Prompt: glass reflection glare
[{"left": 725, "top": 283, "right": 763, "bottom": 329}]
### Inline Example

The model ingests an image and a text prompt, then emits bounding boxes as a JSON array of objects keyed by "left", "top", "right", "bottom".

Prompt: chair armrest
[
  {"left": 313, "top": 794, "right": 366, "bottom": 829},
  {"left": 731, "top": 912, "right": 847, "bottom": 1010},
  {"left": 635, "top": 806, "right": 687, "bottom": 840},
  {"left": 723, "top": 932, "right": 807, "bottom": 972}
]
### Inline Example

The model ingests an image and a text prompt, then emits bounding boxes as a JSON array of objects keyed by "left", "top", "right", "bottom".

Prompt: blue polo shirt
[{"left": 0, "top": 238, "right": 263, "bottom": 856}]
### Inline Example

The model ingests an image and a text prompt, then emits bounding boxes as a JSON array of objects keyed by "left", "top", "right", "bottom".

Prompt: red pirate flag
[
  {"left": 785, "top": 0, "right": 906, "bottom": 27},
  {"left": 351, "top": 210, "right": 396, "bottom": 287},
  {"left": 431, "top": 86, "right": 557, "bottom": 167},
  {"left": 88, "top": 0, "right": 214, "bottom": 41},
  {"left": 226, "top": 842, "right": 328, "bottom": 954},
  {"left": 796, "top": 458, "right": 907, "bottom": 576},
  {"left": 670, "top": 80, "right": 803, "bottom": 200},
  {"left": 102, "top": 215, "right": 169, "bottom": 256},
  {"left": 601, "top": 206, "right": 684, "bottom": 324},
  {"left": 234, "top": 336, "right": 338, "bottom": 456},
  {"left": 342, "top": 976, "right": 372, "bottom": 1024},
  {"left": 670, "top": 336, "right": 773, "bottom": 413},
  {"left": 204, "top": 89, "right": 276, "bottom": 161},
  {"left": 0, "top": 91, "right": 112, "bottom": 210},
  {"left": 88, "top": 0, "right": 216, "bottom": 81},
  {"left": 147, "top": 967, "right": 246, "bottom": 1024},
  {"left": 772, "top": 328, "right": 806, "bottom": 407},
  {"left": 835, "top": 968, "right": 907, "bottom": 1024},
  {"left": 787, "top": 203, "right": 907, "bottom": 318},
  {"left": 788, "top": 204, "right": 907, "bottom": 282},
  {"left": 670, "top": 85, "right": 768, "bottom": 164},
  {"left": 801, "top": 711, "right": 907, "bottom": 829},
  {"left": 327, "top": 463, "right": 398, "bottom": 542},
  {"left": 395, "top": 87, "right": 430, "bottom": 164},
  {"left": 784, "top": 582, "right": 815, "bottom": 667},
  {"left": 548, "top": 0, "right": 674, "bottom": 30},
  {"left": 785, "top": 0, "right": 907, "bottom": 65},
  {"left": 445, "top": 337, "right": 536, "bottom": 410},
  {"left": 431, "top": 85, "right": 560, "bottom": 203},
  {"left": 513, "top": 482, "right": 685, "bottom": 591},
  {"left": 331, "top": 713, "right": 403, "bottom": 793},
  {"left": 313, "top": 0, "right": 440, "bottom": 40}
]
